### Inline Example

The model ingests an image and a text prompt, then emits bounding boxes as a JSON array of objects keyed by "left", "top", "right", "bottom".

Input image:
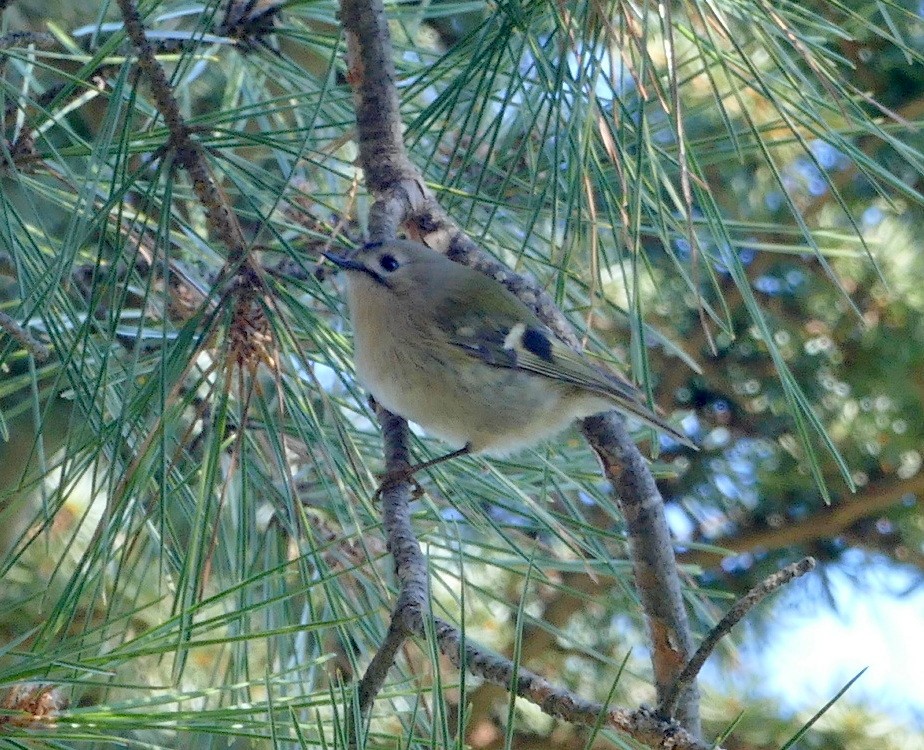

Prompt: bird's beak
[{"left": 323, "top": 252, "right": 367, "bottom": 273}]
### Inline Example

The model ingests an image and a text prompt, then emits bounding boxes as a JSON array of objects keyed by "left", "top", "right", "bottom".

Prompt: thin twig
[
  {"left": 0, "top": 31, "right": 54, "bottom": 50},
  {"left": 115, "top": 0, "right": 278, "bottom": 376},
  {"left": 349, "top": 409, "right": 424, "bottom": 743},
  {"left": 659, "top": 556, "right": 817, "bottom": 718},
  {"left": 434, "top": 612, "right": 712, "bottom": 749},
  {"left": 351, "top": 618, "right": 407, "bottom": 746}
]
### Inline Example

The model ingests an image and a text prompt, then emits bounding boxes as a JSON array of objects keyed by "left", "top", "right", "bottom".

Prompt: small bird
[{"left": 325, "top": 240, "right": 694, "bottom": 474}]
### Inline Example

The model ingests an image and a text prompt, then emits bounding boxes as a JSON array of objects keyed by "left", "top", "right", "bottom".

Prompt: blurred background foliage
[{"left": 0, "top": 0, "right": 922, "bottom": 748}]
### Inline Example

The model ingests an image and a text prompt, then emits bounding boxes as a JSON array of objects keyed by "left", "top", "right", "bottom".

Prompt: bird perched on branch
[{"left": 325, "top": 239, "right": 694, "bottom": 476}]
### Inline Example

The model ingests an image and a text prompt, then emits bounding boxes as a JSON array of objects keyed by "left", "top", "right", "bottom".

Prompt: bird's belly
[
  {"left": 355, "top": 337, "right": 591, "bottom": 456},
  {"left": 355, "top": 342, "right": 455, "bottom": 435}
]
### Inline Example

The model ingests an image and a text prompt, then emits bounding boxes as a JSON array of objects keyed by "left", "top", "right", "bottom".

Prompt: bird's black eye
[{"left": 379, "top": 254, "right": 400, "bottom": 272}]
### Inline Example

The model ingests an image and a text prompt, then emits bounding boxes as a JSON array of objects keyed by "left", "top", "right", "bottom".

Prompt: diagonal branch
[
  {"left": 116, "top": 0, "right": 250, "bottom": 267},
  {"left": 339, "top": 0, "right": 701, "bottom": 737},
  {"left": 0, "top": 311, "right": 49, "bottom": 361}
]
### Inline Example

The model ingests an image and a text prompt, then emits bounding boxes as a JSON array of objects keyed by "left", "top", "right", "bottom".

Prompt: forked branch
[
  {"left": 659, "top": 557, "right": 817, "bottom": 718},
  {"left": 352, "top": 410, "right": 714, "bottom": 750}
]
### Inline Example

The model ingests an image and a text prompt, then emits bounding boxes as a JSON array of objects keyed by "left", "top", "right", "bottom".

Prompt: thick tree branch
[
  {"left": 339, "top": 0, "right": 700, "bottom": 737},
  {"left": 582, "top": 415, "right": 699, "bottom": 729}
]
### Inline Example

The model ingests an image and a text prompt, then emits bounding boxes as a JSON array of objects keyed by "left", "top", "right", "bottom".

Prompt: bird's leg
[
  {"left": 406, "top": 444, "right": 472, "bottom": 475},
  {"left": 376, "top": 444, "right": 472, "bottom": 498}
]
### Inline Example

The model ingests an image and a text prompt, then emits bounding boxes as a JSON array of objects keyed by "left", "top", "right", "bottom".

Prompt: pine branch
[
  {"left": 116, "top": 0, "right": 249, "bottom": 265},
  {"left": 339, "top": 0, "right": 702, "bottom": 738}
]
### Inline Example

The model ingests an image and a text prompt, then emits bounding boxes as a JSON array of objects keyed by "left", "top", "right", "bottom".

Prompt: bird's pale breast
[{"left": 345, "top": 273, "right": 612, "bottom": 455}]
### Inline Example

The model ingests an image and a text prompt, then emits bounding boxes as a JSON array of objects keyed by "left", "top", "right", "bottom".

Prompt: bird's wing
[
  {"left": 436, "top": 275, "right": 639, "bottom": 397},
  {"left": 438, "top": 279, "right": 695, "bottom": 448}
]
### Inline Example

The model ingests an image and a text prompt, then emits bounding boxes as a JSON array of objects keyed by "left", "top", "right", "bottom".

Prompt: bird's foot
[
  {"left": 372, "top": 444, "right": 472, "bottom": 500},
  {"left": 374, "top": 467, "right": 425, "bottom": 500}
]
